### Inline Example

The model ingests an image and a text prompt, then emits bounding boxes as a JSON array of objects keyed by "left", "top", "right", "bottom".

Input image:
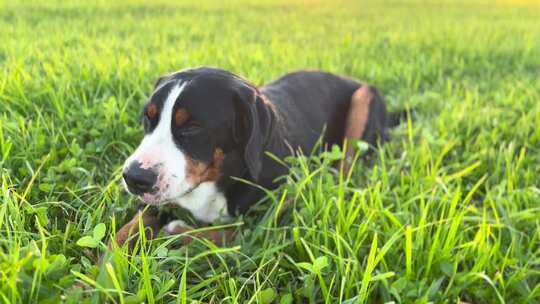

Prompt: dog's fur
[{"left": 117, "top": 67, "right": 402, "bottom": 246}]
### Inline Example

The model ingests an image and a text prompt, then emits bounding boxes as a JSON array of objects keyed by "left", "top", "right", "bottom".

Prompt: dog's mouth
[
  {"left": 139, "top": 182, "right": 201, "bottom": 206},
  {"left": 129, "top": 161, "right": 214, "bottom": 205}
]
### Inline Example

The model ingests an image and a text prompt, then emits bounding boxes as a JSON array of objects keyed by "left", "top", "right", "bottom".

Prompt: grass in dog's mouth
[{"left": 1, "top": 0, "right": 539, "bottom": 303}]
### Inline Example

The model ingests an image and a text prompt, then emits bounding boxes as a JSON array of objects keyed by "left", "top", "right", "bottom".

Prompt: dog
[{"left": 115, "top": 67, "right": 404, "bottom": 247}]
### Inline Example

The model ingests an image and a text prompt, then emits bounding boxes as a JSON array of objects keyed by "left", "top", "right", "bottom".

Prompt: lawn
[{"left": 1, "top": 0, "right": 539, "bottom": 303}]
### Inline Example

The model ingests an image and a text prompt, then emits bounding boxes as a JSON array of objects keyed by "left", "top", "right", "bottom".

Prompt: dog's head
[{"left": 122, "top": 67, "right": 271, "bottom": 206}]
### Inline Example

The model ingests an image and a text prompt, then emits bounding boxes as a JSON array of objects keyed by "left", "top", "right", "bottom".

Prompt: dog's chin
[
  {"left": 140, "top": 193, "right": 168, "bottom": 206},
  {"left": 139, "top": 184, "right": 200, "bottom": 206}
]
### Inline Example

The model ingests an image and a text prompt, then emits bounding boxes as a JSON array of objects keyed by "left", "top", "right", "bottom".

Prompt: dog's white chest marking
[{"left": 172, "top": 182, "right": 229, "bottom": 223}]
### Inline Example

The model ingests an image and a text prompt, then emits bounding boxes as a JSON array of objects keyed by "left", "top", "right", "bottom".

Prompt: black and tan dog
[{"left": 115, "top": 67, "right": 404, "bottom": 246}]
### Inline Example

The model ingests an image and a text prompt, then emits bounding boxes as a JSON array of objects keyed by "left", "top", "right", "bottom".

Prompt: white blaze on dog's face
[
  {"left": 122, "top": 80, "right": 229, "bottom": 222},
  {"left": 123, "top": 82, "right": 190, "bottom": 204}
]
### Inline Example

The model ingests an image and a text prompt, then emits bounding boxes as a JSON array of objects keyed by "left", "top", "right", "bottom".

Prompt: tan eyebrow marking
[
  {"left": 175, "top": 108, "right": 190, "bottom": 126},
  {"left": 147, "top": 103, "right": 157, "bottom": 119}
]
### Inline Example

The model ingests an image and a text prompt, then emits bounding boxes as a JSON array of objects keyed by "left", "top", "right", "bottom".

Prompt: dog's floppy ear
[{"left": 232, "top": 82, "right": 272, "bottom": 179}]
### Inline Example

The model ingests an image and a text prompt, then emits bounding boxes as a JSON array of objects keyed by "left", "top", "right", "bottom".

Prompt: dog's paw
[{"left": 164, "top": 220, "right": 191, "bottom": 235}]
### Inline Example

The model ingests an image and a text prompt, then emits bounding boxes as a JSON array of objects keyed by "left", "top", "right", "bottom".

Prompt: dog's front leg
[
  {"left": 164, "top": 220, "right": 237, "bottom": 246},
  {"left": 112, "top": 209, "right": 164, "bottom": 249}
]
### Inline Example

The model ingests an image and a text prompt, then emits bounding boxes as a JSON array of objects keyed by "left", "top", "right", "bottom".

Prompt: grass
[{"left": 1, "top": 0, "right": 539, "bottom": 302}]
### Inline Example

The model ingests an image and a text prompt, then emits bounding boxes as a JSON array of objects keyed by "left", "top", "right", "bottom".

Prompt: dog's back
[{"left": 261, "top": 70, "right": 391, "bottom": 156}]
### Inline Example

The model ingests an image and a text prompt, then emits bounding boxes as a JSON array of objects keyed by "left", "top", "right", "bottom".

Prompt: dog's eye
[
  {"left": 180, "top": 122, "right": 203, "bottom": 136},
  {"left": 146, "top": 104, "right": 158, "bottom": 119}
]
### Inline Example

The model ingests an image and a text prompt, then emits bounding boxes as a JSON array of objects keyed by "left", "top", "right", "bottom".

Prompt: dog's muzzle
[{"left": 122, "top": 161, "right": 158, "bottom": 195}]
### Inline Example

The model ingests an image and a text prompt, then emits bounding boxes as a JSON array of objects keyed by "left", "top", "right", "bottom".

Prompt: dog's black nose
[{"left": 123, "top": 162, "right": 157, "bottom": 195}]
